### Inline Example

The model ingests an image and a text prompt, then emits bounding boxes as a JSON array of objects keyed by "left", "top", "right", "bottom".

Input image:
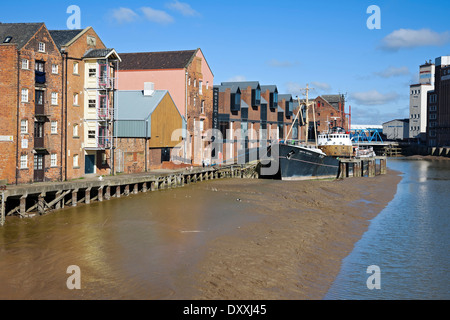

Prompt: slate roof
[
  {"left": 49, "top": 29, "right": 85, "bottom": 50},
  {"left": 0, "top": 23, "right": 44, "bottom": 50},
  {"left": 221, "top": 81, "right": 260, "bottom": 90},
  {"left": 83, "top": 48, "right": 121, "bottom": 61},
  {"left": 278, "top": 94, "right": 293, "bottom": 101},
  {"left": 261, "top": 85, "right": 278, "bottom": 93},
  {"left": 119, "top": 50, "right": 197, "bottom": 70}
]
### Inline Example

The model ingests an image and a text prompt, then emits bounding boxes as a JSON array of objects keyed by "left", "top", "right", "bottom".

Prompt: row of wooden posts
[
  {"left": 0, "top": 165, "right": 258, "bottom": 225},
  {"left": 338, "top": 157, "right": 387, "bottom": 179}
]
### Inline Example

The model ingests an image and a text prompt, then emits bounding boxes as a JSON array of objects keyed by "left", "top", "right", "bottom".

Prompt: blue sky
[{"left": 2, "top": 0, "right": 450, "bottom": 125}]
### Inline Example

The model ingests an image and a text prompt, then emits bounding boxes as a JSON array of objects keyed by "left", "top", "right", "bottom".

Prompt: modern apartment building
[{"left": 409, "top": 61, "right": 435, "bottom": 142}]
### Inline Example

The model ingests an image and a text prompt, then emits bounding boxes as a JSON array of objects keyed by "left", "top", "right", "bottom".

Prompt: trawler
[
  {"left": 260, "top": 85, "right": 341, "bottom": 180},
  {"left": 317, "top": 126, "right": 353, "bottom": 157}
]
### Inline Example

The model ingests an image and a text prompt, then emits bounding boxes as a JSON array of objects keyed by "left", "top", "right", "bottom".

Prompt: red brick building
[
  {"left": 0, "top": 23, "right": 63, "bottom": 184},
  {"left": 214, "top": 81, "right": 300, "bottom": 164},
  {"left": 117, "top": 49, "right": 214, "bottom": 165},
  {"left": 427, "top": 56, "right": 450, "bottom": 147},
  {"left": 49, "top": 27, "right": 118, "bottom": 179}
]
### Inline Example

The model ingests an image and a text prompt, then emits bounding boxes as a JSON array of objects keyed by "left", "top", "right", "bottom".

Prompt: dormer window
[
  {"left": 231, "top": 88, "right": 241, "bottom": 112},
  {"left": 252, "top": 87, "right": 261, "bottom": 107},
  {"left": 3, "top": 36, "right": 12, "bottom": 43}
]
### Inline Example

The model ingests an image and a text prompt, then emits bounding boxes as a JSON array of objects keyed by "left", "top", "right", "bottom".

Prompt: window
[
  {"left": 21, "top": 89, "right": 28, "bottom": 102},
  {"left": 21, "top": 120, "right": 28, "bottom": 134},
  {"left": 73, "top": 93, "right": 79, "bottom": 106},
  {"left": 51, "top": 121, "right": 57, "bottom": 134},
  {"left": 73, "top": 124, "right": 79, "bottom": 137},
  {"left": 206, "top": 81, "right": 209, "bottom": 90},
  {"left": 22, "top": 59, "right": 29, "bottom": 70},
  {"left": 51, "top": 154, "right": 57, "bottom": 167},
  {"left": 73, "top": 154, "right": 79, "bottom": 168},
  {"left": 3, "top": 36, "right": 12, "bottom": 43},
  {"left": 88, "top": 130, "right": 96, "bottom": 139},
  {"left": 20, "top": 155, "right": 28, "bottom": 169},
  {"left": 201, "top": 100, "right": 205, "bottom": 114},
  {"left": 194, "top": 79, "right": 197, "bottom": 87},
  {"left": 88, "top": 99, "right": 96, "bottom": 108},
  {"left": 51, "top": 92, "right": 58, "bottom": 105},
  {"left": 73, "top": 62, "right": 79, "bottom": 74},
  {"left": 193, "top": 97, "right": 196, "bottom": 107},
  {"left": 35, "top": 90, "right": 44, "bottom": 105},
  {"left": 199, "top": 81, "right": 203, "bottom": 95},
  {"left": 89, "top": 68, "right": 96, "bottom": 78},
  {"left": 430, "top": 114, "right": 437, "bottom": 120},
  {"left": 38, "top": 42, "right": 45, "bottom": 53},
  {"left": 35, "top": 61, "right": 45, "bottom": 72},
  {"left": 188, "top": 77, "right": 191, "bottom": 86},
  {"left": 52, "top": 64, "right": 58, "bottom": 74}
]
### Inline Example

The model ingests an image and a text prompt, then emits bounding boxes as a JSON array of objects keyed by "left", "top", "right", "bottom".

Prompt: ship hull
[
  {"left": 318, "top": 145, "right": 353, "bottom": 157},
  {"left": 260, "top": 144, "right": 340, "bottom": 180}
]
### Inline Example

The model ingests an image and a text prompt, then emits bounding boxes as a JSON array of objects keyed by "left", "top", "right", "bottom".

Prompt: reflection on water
[
  {"left": 325, "top": 159, "right": 450, "bottom": 300},
  {"left": 0, "top": 183, "right": 259, "bottom": 300}
]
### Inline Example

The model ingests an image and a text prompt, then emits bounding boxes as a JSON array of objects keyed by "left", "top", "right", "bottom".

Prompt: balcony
[
  {"left": 97, "top": 108, "right": 113, "bottom": 120},
  {"left": 98, "top": 77, "right": 116, "bottom": 90},
  {"left": 35, "top": 71, "right": 46, "bottom": 86}
]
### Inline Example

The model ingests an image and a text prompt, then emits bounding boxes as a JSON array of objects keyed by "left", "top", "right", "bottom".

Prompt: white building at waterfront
[{"left": 409, "top": 61, "right": 435, "bottom": 142}]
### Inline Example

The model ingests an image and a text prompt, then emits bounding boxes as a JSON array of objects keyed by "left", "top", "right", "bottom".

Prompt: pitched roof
[
  {"left": 261, "top": 85, "right": 278, "bottom": 92},
  {"left": 49, "top": 29, "right": 85, "bottom": 50},
  {"left": 119, "top": 49, "right": 197, "bottom": 70},
  {"left": 83, "top": 48, "right": 121, "bottom": 61},
  {"left": 278, "top": 94, "right": 293, "bottom": 101},
  {"left": 0, "top": 23, "right": 44, "bottom": 50},
  {"left": 221, "top": 81, "right": 260, "bottom": 90}
]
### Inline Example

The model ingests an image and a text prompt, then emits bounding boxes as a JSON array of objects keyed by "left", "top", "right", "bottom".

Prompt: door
[
  {"left": 34, "top": 121, "right": 44, "bottom": 149},
  {"left": 161, "top": 148, "right": 170, "bottom": 163},
  {"left": 34, "top": 154, "right": 45, "bottom": 182},
  {"left": 85, "top": 155, "right": 95, "bottom": 174}
]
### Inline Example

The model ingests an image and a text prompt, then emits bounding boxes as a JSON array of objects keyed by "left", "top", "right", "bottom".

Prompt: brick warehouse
[
  {"left": 117, "top": 49, "right": 214, "bottom": 165},
  {"left": 0, "top": 23, "right": 63, "bottom": 184},
  {"left": 214, "top": 81, "right": 302, "bottom": 164},
  {"left": 49, "top": 27, "right": 119, "bottom": 180}
]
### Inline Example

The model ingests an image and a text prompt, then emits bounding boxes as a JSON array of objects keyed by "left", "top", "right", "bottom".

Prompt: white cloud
[
  {"left": 380, "top": 28, "right": 450, "bottom": 51},
  {"left": 141, "top": 7, "right": 174, "bottom": 25},
  {"left": 374, "top": 66, "right": 410, "bottom": 78},
  {"left": 311, "top": 81, "right": 332, "bottom": 92},
  {"left": 267, "top": 59, "right": 299, "bottom": 68},
  {"left": 111, "top": 7, "right": 139, "bottom": 24},
  {"left": 226, "top": 75, "right": 247, "bottom": 82},
  {"left": 166, "top": 1, "right": 200, "bottom": 17},
  {"left": 285, "top": 82, "right": 305, "bottom": 97},
  {"left": 350, "top": 90, "right": 399, "bottom": 106}
]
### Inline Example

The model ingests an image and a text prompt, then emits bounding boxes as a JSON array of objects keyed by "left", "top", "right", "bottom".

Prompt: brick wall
[{"left": 0, "top": 45, "right": 18, "bottom": 184}]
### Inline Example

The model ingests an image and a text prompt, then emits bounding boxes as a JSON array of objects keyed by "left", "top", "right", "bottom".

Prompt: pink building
[{"left": 117, "top": 48, "right": 214, "bottom": 165}]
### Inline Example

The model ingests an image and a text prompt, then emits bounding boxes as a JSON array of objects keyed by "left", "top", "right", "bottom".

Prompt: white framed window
[
  {"left": 51, "top": 121, "right": 57, "bottom": 134},
  {"left": 194, "top": 79, "right": 197, "bottom": 87},
  {"left": 73, "top": 154, "right": 79, "bottom": 168},
  {"left": 51, "top": 92, "right": 58, "bottom": 105},
  {"left": 73, "top": 62, "right": 79, "bottom": 74},
  {"left": 52, "top": 64, "right": 58, "bottom": 74},
  {"left": 51, "top": 154, "right": 57, "bottom": 167},
  {"left": 20, "top": 120, "right": 28, "bottom": 134},
  {"left": 188, "top": 77, "right": 191, "bottom": 86},
  {"left": 201, "top": 100, "right": 205, "bottom": 114},
  {"left": 22, "top": 59, "right": 29, "bottom": 70},
  {"left": 20, "top": 155, "right": 28, "bottom": 169},
  {"left": 21, "top": 89, "right": 28, "bottom": 102},
  {"left": 199, "top": 80, "right": 203, "bottom": 95},
  {"left": 88, "top": 130, "right": 96, "bottom": 139},
  {"left": 38, "top": 42, "right": 45, "bottom": 53},
  {"left": 88, "top": 99, "right": 96, "bottom": 108},
  {"left": 73, "top": 93, "right": 79, "bottom": 106},
  {"left": 89, "top": 68, "right": 96, "bottom": 78},
  {"left": 73, "top": 124, "right": 79, "bottom": 137},
  {"left": 206, "top": 81, "right": 209, "bottom": 90}
]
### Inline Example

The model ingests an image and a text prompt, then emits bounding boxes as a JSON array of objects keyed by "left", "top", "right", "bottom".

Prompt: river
[{"left": 325, "top": 158, "right": 450, "bottom": 300}]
